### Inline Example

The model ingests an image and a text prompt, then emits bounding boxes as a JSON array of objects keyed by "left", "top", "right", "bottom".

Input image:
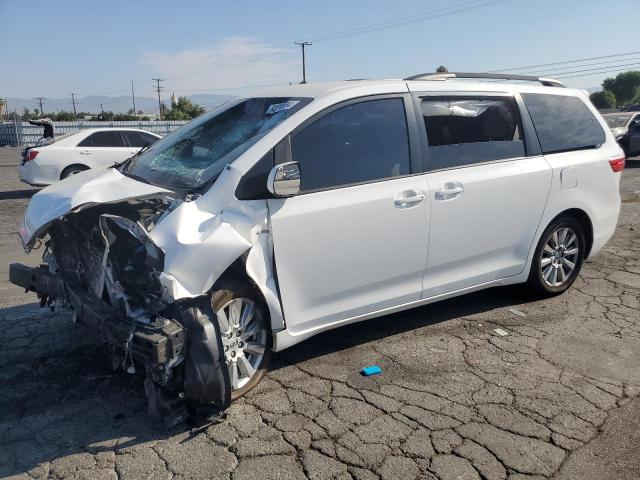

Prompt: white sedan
[{"left": 19, "top": 128, "right": 161, "bottom": 186}]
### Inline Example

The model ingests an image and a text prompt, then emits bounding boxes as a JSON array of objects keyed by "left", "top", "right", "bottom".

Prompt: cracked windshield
[{"left": 126, "top": 97, "right": 311, "bottom": 191}]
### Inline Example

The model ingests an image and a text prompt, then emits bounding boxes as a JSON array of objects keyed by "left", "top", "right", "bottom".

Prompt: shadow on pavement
[
  {"left": 0, "top": 188, "right": 40, "bottom": 200},
  {"left": 0, "top": 285, "right": 531, "bottom": 476},
  {"left": 0, "top": 303, "right": 176, "bottom": 477},
  {"left": 275, "top": 284, "right": 532, "bottom": 369}
]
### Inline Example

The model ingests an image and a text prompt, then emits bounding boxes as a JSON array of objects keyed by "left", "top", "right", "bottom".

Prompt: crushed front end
[{"left": 10, "top": 195, "right": 231, "bottom": 426}]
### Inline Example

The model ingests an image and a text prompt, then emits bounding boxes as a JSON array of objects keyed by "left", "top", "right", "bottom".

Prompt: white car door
[
  {"left": 416, "top": 94, "right": 552, "bottom": 298},
  {"left": 75, "top": 131, "right": 134, "bottom": 168},
  {"left": 268, "top": 97, "right": 430, "bottom": 335}
]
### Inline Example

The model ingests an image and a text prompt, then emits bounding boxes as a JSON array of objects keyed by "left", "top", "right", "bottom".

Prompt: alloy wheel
[
  {"left": 216, "top": 297, "right": 268, "bottom": 391},
  {"left": 540, "top": 227, "right": 580, "bottom": 287}
]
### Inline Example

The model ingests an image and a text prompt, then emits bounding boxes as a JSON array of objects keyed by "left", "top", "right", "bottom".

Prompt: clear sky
[{"left": 1, "top": 0, "right": 639, "bottom": 100}]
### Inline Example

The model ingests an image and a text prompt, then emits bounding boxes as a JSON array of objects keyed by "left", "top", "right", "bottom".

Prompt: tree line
[
  {"left": 10, "top": 96, "right": 205, "bottom": 122},
  {"left": 590, "top": 71, "right": 640, "bottom": 110}
]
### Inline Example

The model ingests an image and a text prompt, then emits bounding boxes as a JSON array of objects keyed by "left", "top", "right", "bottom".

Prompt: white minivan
[{"left": 11, "top": 73, "right": 623, "bottom": 424}]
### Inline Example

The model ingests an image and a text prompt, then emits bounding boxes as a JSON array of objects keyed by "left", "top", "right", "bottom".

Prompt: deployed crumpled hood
[{"left": 20, "top": 167, "right": 171, "bottom": 248}]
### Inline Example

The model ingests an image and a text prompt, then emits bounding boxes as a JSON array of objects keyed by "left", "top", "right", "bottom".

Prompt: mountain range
[{"left": 4, "top": 94, "right": 235, "bottom": 115}]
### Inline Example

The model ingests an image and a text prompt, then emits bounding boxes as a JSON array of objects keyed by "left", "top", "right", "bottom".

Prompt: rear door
[
  {"left": 268, "top": 96, "right": 430, "bottom": 334},
  {"left": 75, "top": 130, "right": 132, "bottom": 167},
  {"left": 412, "top": 92, "right": 552, "bottom": 298}
]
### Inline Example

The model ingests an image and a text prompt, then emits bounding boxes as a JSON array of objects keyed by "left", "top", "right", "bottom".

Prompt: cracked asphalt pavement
[{"left": 1, "top": 146, "right": 640, "bottom": 480}]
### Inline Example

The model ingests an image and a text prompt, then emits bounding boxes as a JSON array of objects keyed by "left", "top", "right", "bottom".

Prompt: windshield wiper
[
  {"left": 119, "top": 169, "right": 155, "bottom": 186},
  {"left": 113, "top": 142, "right": 152, "bottom": 171}
]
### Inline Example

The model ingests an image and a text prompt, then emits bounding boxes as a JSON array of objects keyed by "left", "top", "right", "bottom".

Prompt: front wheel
[
  {"left": 527, "top": 217, "right": 585, "bottom": 297},
  {"left": 211, "top": 277, "right": 272, "bottom": 400}
]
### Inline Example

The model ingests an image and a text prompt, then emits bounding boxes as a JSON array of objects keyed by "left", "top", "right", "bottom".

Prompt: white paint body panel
[
  {"left": 268, "top": 176, "right": 430, "bottom": 334},
  {"left": 422, "top": 157, "right": 552, "bottom": 297},
  {"left": 19, "top": 80, "right": 623, "bottom": 354},
  {"left": 19, "top": 128, "right": 160, "bottom": 186}
]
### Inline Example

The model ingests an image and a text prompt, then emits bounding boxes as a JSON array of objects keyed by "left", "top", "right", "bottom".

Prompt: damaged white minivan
[{"left": 11, "top": 73, "right": 623, "bottom": 424}]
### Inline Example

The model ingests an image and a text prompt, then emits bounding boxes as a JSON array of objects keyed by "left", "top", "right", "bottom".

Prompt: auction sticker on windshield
[{"left": 266, "top": 100, "right": 300, "bottom": 115}]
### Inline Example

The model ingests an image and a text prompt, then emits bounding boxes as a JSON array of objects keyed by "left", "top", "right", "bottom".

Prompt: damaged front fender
[{"left": 147, "top": 166, "right": 285, "bottom": 331}]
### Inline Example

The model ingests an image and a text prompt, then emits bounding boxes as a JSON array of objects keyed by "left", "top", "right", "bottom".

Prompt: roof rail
[{"left": 403, "top": 72, "right": 565, "bottom": 88}]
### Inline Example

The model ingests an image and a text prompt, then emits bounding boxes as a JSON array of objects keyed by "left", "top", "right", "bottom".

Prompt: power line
[
  {"left": 489, "top": 51, "right": 640, "bottom": 73},
  {"left": 537, "top": 61, "right": 640, "bottom": 78},
  {"left": 161, "top": 0, "right": 511, "bottom": 82},
  {"left": 7, "top": 2, "right": 514, "bottom": 100},
  {"left": 309, "top": 0, "right": 511, "bottom": 43},
  {"left": 519, "top": 56, "right": 640, "bottom": 76},
  {"left": 555, "top": 64, "right": 640, "bottom": 80}
]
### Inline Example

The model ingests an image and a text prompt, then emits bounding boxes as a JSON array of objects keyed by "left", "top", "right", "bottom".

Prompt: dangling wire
[{"left": 123, "top": 324, "right": 136, "bottom": 374}]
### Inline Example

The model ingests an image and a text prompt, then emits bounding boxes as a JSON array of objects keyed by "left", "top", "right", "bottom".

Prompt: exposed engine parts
[{"left": 10, "top": 196, "right": 231, "bottom": 426}]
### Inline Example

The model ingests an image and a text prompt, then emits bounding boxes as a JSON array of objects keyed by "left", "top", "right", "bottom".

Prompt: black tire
[
  {"left": 61, "top": 164, "right": 89, "bottom": 179},
  {"left": 527, "top": 216, "right": 585, "bottom": 297},
  {"left": 210, "top": 276, "right": 272, "bottom": 400}
]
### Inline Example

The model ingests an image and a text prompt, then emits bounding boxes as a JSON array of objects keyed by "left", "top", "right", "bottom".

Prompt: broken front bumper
[{"left": 9, "top": 263, "right": 185, "bottom": 368}]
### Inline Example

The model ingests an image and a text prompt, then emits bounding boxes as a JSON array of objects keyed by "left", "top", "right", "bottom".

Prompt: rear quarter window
[{"left": 522, "top": 93, "right": 606, "bottom": 154}]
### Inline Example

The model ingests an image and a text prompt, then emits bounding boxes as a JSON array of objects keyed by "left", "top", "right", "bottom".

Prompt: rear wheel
[
  {"left": 61, "top": 164, "right": 89, "bottom": 179},
  {"left": 527, "top": 216, "right": 585, "bottom": 297},
  {"left": 210, "top": 278, "right": 272, "bottom": 400}
]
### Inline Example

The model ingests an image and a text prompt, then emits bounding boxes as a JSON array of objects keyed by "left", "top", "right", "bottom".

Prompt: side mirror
[{"left": 267, "top": 162, "right": 300, "bottom": 197}]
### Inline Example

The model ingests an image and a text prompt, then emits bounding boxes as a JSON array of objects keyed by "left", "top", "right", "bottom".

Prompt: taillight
[
  {"left": 609, "top": 156, "right": 625, "bottom": 172},
  {"left": 25, "top": 150, "right": 39, "bottom": 161}
]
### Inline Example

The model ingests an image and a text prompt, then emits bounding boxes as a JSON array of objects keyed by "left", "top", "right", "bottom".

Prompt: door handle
[
  {"left": 394, "top": 190, "right": 426, "bottom": 208},
  {"left": 435, "top": 183, "right": 463, "bottom": 200},
  {"left": 79, "top": 150, "right": 92, "bottom": 155}
]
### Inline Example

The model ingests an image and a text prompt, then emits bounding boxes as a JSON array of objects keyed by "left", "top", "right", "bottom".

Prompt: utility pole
[
  {"left": 36, "top": 97, "right": 45, "bottom": 117},
  {"left": 100, "top": 103, "right": 105, "bottom": 118},
  {"left": 70, "top": 93, "right": 78, "bottom": 120},
  {"left": 131, "top": 80, "right": 137, "bottom": 118},
  {"left": 152, "top": 78, "right": 164, "bottom": 120},
  {"left": 295, "top": 42, "right": 312, "bottom": 84}
]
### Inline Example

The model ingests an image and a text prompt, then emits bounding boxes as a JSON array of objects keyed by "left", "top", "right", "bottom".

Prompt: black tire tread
[{"left": 527, "top": 216, "right": 585, "bottom": 298}]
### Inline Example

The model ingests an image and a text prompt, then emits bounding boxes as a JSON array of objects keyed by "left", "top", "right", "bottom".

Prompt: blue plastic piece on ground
[{"left": 361, "top": 365, "right": 382, "bottom": 376}]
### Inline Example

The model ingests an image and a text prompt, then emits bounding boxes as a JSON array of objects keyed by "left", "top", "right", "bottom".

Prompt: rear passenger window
[
  {"left": 522, "top": 93, "right": 605, "bottom": 154},
  {"left": 420, "top": 97, "right": 525, "bottom": 170},
  {"left": 125, "top": 131, "right": 157, "bottom": 147},
  {"left": 291, "top": 98, "right": 410, "bottom": 192},
  {"left": 78, "top": 131, "right": 125, "bottom": 148}
]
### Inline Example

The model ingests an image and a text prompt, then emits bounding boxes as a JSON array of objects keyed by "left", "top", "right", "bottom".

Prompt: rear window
[{"left": 522, "top": 93, "right": 605, "bottom": 154}]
